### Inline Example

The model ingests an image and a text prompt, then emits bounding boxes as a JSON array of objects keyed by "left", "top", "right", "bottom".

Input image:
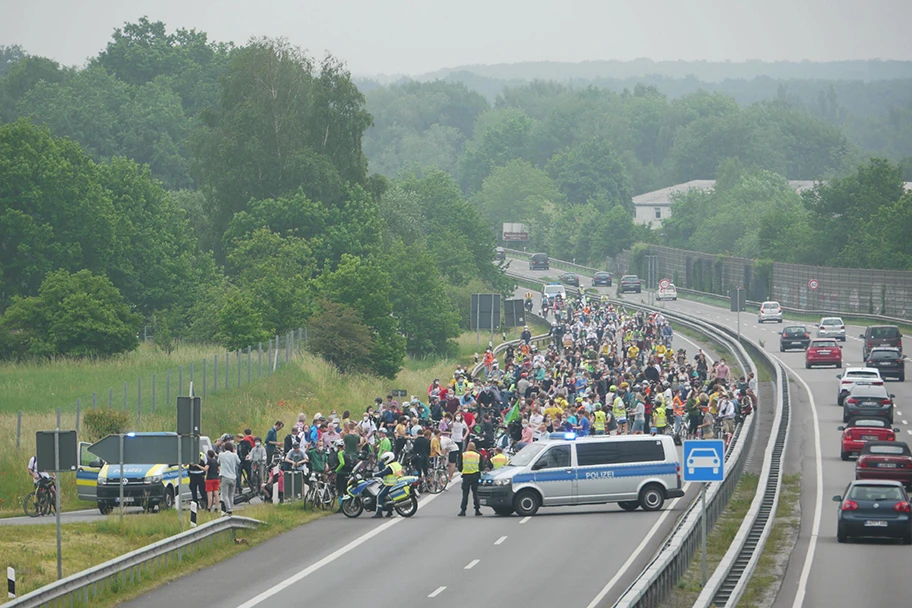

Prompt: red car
[
  {"left": 856, "top": 441, "right": 912, "bottom": 488},
  {"left": 839, "top": 418, "right": 899, "bottom": 460},
  {"left": 806, "top": 339, "right": 842, "bottom": 369}
]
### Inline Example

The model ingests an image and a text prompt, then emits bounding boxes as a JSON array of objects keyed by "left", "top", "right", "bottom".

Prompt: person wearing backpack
[{"left": 430, "top": 396, "right": 443, "bottom": 422}]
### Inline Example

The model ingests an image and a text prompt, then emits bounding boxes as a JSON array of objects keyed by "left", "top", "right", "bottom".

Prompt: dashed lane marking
[
  {"left": 519, "top": 516, "right": 531, "bottom": 524},
  {"left": 494, "top": 536, "right": 507, "bottom": 545},
  {"left": 465, "top": 559, "right": 479, "bottom": 570},
  {"left": 428, "top": 586, "right": 446, "bottom": 598}
]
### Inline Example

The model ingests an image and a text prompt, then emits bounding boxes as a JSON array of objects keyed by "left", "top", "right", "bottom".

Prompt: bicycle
[
  {"left": 306, "top": 471, "right": 337, "bottom": 511},
  {"left": 24, "top": 477, "right": 56, "bottom": 518}
]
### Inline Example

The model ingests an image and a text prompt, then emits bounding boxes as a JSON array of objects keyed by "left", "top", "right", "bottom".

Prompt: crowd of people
[{"left": 184, "top": 293, "right": 757, "bottom": 516}]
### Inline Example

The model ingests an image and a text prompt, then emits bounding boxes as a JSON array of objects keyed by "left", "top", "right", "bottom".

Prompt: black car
[
  {"left": 619, "top": 275, "right": 641, "bottom": 294},
  {"left": 529, "top": 253, "right": 549, "bottom": 271},
  {"left": 592, "top": 272, "right": 612, "bottom": 287},
  {"left": 559, "top": 272, "right": 580, "bottom": 287},
  {"left": 843, "top": 384, "right": 895, "bottom": 424},
  {"left": 865, "top": 347, "right": 906, "bottom": 382},
  {"left": 833, "top": 480, "right": 911, "bottom": 544},
  {"left": 779, "top": 325, "right": 810, "bottom": 352}
]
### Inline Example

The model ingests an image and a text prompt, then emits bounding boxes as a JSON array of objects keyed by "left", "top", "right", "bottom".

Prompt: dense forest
[{"left": 2, "top": 19, "right": 911, "bottom": 368}]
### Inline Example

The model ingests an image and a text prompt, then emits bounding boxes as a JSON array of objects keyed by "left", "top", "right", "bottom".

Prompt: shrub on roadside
[{"left": 83, "top": 408, "right": 131, "bottom": 441}]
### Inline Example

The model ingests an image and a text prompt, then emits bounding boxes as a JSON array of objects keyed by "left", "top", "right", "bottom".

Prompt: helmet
[
  {"left": 381, "top": 452, "right": 395, "bottom": 465},
  {"left": 333, "top": 438, "right": 344, "bottom": 448}
]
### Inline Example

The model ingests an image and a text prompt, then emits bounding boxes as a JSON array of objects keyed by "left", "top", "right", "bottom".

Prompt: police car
[
  {"left": 477, "top": 433, "right": 683, "bottom": 516},
  {"left": 77, "top": 433, "right": 211, "bottom": 514}
]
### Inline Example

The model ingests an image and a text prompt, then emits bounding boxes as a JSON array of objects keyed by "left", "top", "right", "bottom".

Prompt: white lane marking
[
  {"left": 904, "top": 421, "right": 909, "bottom": 425},
  {"left": 494, "top": 535, "right": 507, "bottom": 545},
  {"left": 777, "top": 359, "right": 823, "bottom": 608},
  {"left": 585, "top": 484, "right": 691, "bottom": 608},
  {"left": 235, "top": 486, "right": 450, "bottom": 608},
  {"left": 519, "top": 516, "right": 531, "bottom": 524},
  {"left": 428, "top": 586, "right": 446, "bottom": 598},
  {"left": 464, "top": 559, "right": 479, "bottom": 570},
  {"left": 907, "top": 430, "right": 912, "bottom": 435}
]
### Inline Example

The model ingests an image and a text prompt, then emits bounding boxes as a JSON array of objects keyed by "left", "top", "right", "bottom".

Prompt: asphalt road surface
[
  {"left": 511, "top": 260, "right": 911, "bottom": 608},
  {"left": 119, "top": 275, "right": 737, "bottom": 608}
]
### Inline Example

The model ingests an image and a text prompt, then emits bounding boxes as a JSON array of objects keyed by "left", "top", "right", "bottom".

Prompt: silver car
[
  {"left": 818, "top": 317, "right": 846, "bottom": 341},
  {"left": 758, "top": 301, "right": 783, "bottom": 324}
]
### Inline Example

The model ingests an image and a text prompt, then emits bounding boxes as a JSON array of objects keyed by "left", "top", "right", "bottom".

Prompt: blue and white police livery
[{"left": 477, "top": 434, "right": 684, "bottom": 516}]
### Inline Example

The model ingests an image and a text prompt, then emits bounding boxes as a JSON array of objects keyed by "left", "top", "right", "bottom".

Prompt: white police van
[{"left": 477, "top": 433, "right": 683, "bottom": 516}]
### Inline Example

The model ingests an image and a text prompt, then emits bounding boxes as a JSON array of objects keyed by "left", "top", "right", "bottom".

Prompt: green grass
[
  {"left": 662, "top": 473, "right": 760, "bottom": 607},
  {"left": 0, "top": 342, "right": 225, "bottom": 414},
  {"left": 737, "top": 474, "right": 801, "bottom": 607},
  {"left": 0, "top": 503, "right": 329, "bottom": 605}
]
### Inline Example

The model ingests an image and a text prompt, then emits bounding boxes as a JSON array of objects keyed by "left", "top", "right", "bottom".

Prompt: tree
[
  {"left": 385, "top": 240, "right": 461, "bottom": 357},
  {"left": 0, "top": 45, "right": 26, "bottom": 78},
  {"left": 214, "top": 290, "right": 272, "bottom": 351},
  {"left": 1, "top": 269, "right": 141, "bottom": 359},
  {"left": 546, "top": 137, "right": 634, "bottom": 211},
  {"left": 316, "top": 255, "right": 405, "bottom": 378},
  {"left": 802, "top": 158, "right": 906, "bottom": 265},
  {"left": 226, "top": 228, "right": 316, "bottom": 334},
  {"left": 472, "top": 159, "right": 562, "bottom": 228},
  {"left": 192, "top": 39, "right": 372, "bottom": 249},
  {"left": 308, "top": 299, "right": 374, "bottom": 374},
  {"left": 0, "top": 120, "right": 118, "bottom": 309},
  {"left": 459, "top": 109, "right": 535, "bottom": 193}
]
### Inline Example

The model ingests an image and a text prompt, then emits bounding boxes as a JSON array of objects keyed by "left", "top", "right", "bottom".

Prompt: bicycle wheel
[
  {"left": 40, "top": 490, "right": 54, "bottom": 516},
  {"left": 433, "top": 469, "right": 449, "bottom": 493},
  {"left": 23, "top": 491, "right": 40, "bottom": 517}
]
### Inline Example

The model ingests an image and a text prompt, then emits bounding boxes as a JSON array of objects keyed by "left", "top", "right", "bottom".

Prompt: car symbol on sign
[{"left": 687, "top": 448, "right": 720, "bottom": 475}]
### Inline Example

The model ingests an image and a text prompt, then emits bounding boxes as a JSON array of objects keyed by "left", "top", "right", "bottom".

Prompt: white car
[
  {"left": 656, "top": 284, "right": 677, "bottom": 301},
  {"left": 836, "top": 367, "right": 884, "bottom": 406},
  {"left": 542, "top": 283, "right": 566, "bottom": 300},
  {"left": 687, "top": 448, "right": 721, "bottom": 475},
  {"left": 758, "top": 301, "right": 783, "bottom": 323},
  {"left": 817, "top": 317, "right": 846, "bottom": 341}
]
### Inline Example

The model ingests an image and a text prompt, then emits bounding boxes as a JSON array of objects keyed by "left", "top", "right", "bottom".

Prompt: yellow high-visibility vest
[
  {"left": 490, "top": 453, "right": 508, "bottom": 469},
  {"left": 383, "top": 461, "right": 403, "bottom": 485},
  {"left": 462, "top": 451, "right": 481, "bottom": 474}
]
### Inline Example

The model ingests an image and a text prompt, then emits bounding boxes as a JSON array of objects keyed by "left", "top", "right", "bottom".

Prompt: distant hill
[{"left": 416, "top": 59, "right": 912, "bottom": 84}]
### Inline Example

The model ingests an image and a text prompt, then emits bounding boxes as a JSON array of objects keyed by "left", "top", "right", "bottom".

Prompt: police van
[
  {"left": 76, "top": 433, "right": 211, "bottom": 514},
  {"left": 477, "top": 434, "right": 684, "bottom": 516}
]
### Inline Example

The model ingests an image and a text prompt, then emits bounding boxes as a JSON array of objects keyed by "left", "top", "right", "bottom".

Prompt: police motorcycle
[{"left": 340, "top": 457, "right": 420, "bottom": 518}]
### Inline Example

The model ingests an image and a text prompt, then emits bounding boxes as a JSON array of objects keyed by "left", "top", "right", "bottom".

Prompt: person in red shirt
[{"left": 462, "top": 407, "right": 475, "bottom": 430}]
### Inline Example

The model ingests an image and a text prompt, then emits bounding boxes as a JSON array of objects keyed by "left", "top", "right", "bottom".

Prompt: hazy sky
[{"left": 3, "top": 0, "right": 911, "bottom": 76}]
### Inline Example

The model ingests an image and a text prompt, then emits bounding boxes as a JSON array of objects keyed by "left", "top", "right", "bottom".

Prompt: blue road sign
[{"left": 683, "top": 440, "right": 725, "bottom": 482}]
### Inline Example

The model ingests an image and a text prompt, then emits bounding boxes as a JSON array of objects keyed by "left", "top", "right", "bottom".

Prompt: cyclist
[{"left": 27, "top": 454, "right": 51, "bottom": 486}]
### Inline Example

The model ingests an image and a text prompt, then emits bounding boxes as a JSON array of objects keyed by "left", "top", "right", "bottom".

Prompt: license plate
[
  {"left": 479, "top": 498, "right": 488, "bottom": 505},
  {"left": 865, "top": 520, "right": 888, "bottom": 527},
  {"left": 819, "top": 351, "right": 831, "bottom": 355},
  {"left": 114, "top": 497, "right": 135, "bottom": 504},
  {"left": 878, "top": 463, "right": 898, "bottom": 468},
  {"left": 791, "top": 341, "right": 802, "bottom": 345},
  {"left": 862, "top": 435, "right": 878, "bottom": 441}
]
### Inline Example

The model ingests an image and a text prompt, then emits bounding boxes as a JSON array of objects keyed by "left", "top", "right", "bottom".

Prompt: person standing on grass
[
  {"left": 205, "top": 450, "right": 220, "bottom": 512},
  {"left": 218, "top": 443, "right": 241, "bottom": 515},
  {"left": 265, "top": 421, "right": 284, "bottom": 464},
  {"left": 189, "top": 451, "right": 208, "bottom": 510}
]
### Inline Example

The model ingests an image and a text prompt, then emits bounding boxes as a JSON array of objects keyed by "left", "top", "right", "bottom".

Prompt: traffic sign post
[
  {"left": 36, "top": 409, "right": 74, "bottom": 581},
  {"left": 683, "top": 440, "right": 725, "bottom": 586},
  {"left": 659, "top": 278, "right": 670, "bottom": 290},
  {"left": 808, "top": 278, "right": 819, "bottom": 291}
]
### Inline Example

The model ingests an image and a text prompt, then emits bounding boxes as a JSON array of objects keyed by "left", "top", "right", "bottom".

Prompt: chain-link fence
[{"left": 14, "top": 329, "right": 308, "bottom": 449}]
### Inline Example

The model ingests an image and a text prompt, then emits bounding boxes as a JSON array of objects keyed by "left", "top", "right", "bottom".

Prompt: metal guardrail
[
  {"left": 506, "top": 249, "right": 912, "bottom": 326},
  {"left": 6, "top": 516, "right": 263, "bottom": 607},
  {"left": 697, "top": 362, "right": 789, "bottom": 607}
]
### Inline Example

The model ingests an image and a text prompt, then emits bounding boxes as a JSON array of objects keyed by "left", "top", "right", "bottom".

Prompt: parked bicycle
[{"left": 24, "top": 477, "right": 56, "bottom": 518}]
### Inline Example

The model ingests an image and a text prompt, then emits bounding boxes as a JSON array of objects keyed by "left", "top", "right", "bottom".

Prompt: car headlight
[
  {"left": 492, "top": 478, "right": 512, "bottom": 486},
  {"left": 144, "top": 475, "right": 163, "bottom": 484},
  {"left": 97, "top": 475, "right": 107, "bottom": 485}
]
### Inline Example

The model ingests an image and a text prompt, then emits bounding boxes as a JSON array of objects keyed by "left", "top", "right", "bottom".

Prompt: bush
[{"left": 83, "top": 408, "right": 131, "bottom": 441}]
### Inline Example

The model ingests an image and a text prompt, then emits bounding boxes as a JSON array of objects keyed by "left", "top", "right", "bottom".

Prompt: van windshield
[{"left": 508, "top": 443, "right": 547, "bottom": 467}]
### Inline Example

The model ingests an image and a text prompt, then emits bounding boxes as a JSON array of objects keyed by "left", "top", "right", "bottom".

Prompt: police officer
[
  {"left": 188, "top": 451, "right": 208, "bottom": 510},
  {"left": 459, "top": 441, "right": 483, "bottom": 517},
  {"left": 372, "top": 452, "right": 402, "bottom": 519},
  {"left": 490, "top": 447, "right": 508, "bottom": 469}
]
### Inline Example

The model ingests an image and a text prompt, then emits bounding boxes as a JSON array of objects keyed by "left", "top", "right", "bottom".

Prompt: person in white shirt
[
  {"left": 27, "top": 455, "right": 51, "bottom": 486},
  {"left": 719, "top": 397, "right": 736, "bottom": 436},
  {"left": 217, "top": 443, "right": 241, "bottom": 515}
]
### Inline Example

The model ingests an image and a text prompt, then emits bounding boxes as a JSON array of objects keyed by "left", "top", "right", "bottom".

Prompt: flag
[{"left": 504, "top": 402, "right": 520, "bottom": 425}]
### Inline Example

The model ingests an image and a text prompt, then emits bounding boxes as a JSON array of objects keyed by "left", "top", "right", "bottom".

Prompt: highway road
[
  {"left": 510, "top": 260, "right": 912, "bottom": 607},
  {"left": 118, "top": 274, "right": 753, "bottom": 608}
]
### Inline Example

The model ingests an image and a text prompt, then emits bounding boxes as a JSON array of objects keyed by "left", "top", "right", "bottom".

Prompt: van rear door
[{"left": 76, "top": 441, "right": 101, "bottom": 502}]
